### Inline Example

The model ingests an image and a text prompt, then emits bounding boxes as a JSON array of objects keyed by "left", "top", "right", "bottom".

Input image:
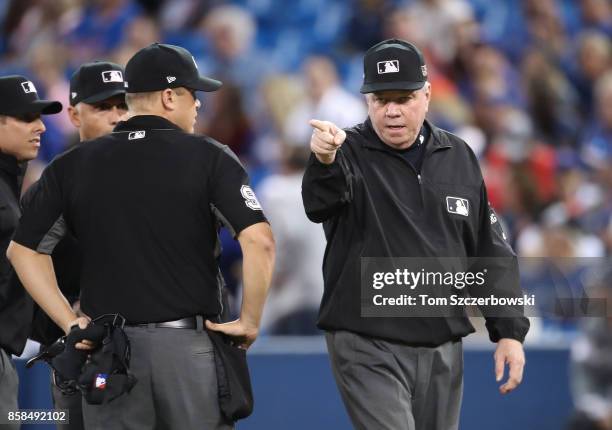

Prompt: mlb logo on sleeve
[
  {"left": 377, "top": 60, "right": 399, "bottom": 74},
  {"left": 446, "top": 196, "right": 469, "bottom": 216},
  {"left": 101, "top": 70, "right": 124, "bottom": 83},
  {"left": 21, "top": 81, "right": 37, "bottom": 94}
]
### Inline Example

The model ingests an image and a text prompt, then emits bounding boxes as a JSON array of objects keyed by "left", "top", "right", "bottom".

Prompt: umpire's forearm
[
  {"left": 7, "top": 241, "right": 76, "bottom": 333},
  {"left": 237, "top": 223, "right": 275, "bottom": 329}
]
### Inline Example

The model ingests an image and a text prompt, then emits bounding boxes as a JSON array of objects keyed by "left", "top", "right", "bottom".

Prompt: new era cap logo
[
  {"left": 446, "top": 196, "right": 469, "bottom": 216},
  {"left": 71, "top": 92, "right": 77, "bottom": 99},
  {"left": 421, "top": 65, "right": 428, "bottom": 77},
  {"left": 101, "top": 70, "right": 123, "bottom": 83},
  {"left": 377, "top": 60, "right": 399, "bottom": 74},
  {"left": 166, "top": 76, "right": 176, "bottom": 83},
  {"left": 21, "top": 81, "right": 37, "bottom": 94},
  {"left": 128, "top": 130, "right": 146, "bottom": 140}
]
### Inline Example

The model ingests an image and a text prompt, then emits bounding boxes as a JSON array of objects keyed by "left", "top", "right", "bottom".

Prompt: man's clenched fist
[{"left": 309, "top": 119, "right": 346, "bottom": 165}]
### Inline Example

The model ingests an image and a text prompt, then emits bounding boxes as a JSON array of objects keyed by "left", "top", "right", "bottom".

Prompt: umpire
[
  {"left": 0, "top": 75, "right": 61, "bottom": 428},
  {"left": 302, "top": 39, "right": 530, "bottom": 430},
  {"left": 24, "top": 60, "right": 127, "bottom": 430},
  {"left": 8, "top": 43, "right": 275, "bottom": 430}
]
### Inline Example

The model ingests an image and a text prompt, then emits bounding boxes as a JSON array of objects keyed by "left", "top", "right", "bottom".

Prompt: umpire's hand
[
  {"left": 205, "top": 319, "right": 259, "bottom": 350},
  {"left": 309, "top": 119, "right": 346, "bottom": 165},
  {"left": 494, "top": 338, "right": 526, "bottom": 394}
]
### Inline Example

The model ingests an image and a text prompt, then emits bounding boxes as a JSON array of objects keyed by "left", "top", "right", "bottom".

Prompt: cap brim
[
  {"left": 79, "top": 88, "right": 126, "bottom": 106},
  {"left": 188, "top": 76, "right": 223, "bottom": 92},
  {"left": 29, "top": 100, "right": 63, "bottom": 115},
  {"left": 360, "top": 81, "right": 426, "bottom": 94}
]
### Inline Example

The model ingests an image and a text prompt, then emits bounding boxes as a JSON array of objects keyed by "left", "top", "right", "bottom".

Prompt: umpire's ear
[
  {"left": 67, "top": 105, "right": 81, "bottom": 129},
  {"left": 160, "top": 88, "right": 178, "bottom": 112}
]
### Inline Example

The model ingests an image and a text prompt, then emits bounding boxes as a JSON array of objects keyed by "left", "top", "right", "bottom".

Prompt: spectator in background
[
  {"left": 258, "top": 145, "right": 325, "bottom": 335},
  {"left": 343, "top": 0, "right": 390, "bottom": 53},
  {"left": 571, "top": 31, "right": 612, "bottom": 117},
  {"left": 403, "top": 0, "right": 475, "bottom": 68},
  {"left": 0, "top": 0, "right": 79, "bottom": 59},
  {"left": 578, "top": 0, "right": 612, "bottom": 37},
  {"left": 112, "top": 14, "right": 160, "bottom": 66},
  {"left": 197, "top": 82, "right": 255, "bottom": 159},
  {"left": 523, "top": 0, "right": 568, "bottom": 59},
  {"left": 581, "top": 71, "right": 612, "bottom": 170},
  {"left": 521, "top": 49, "right": 581, "bottom": 147},
  {"left": 199, "top": 5, "right": 269, "bottom": 96},
  {"left": 284, "top": 56, "right": 366, "bottom": 147},
  {"left": 64, "top": 0, "right": 142, "bottom": 67}
]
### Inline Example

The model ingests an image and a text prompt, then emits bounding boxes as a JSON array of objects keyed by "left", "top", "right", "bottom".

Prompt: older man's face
[{"left": 367, "top": 84, "right": 431, "bottom": 150}]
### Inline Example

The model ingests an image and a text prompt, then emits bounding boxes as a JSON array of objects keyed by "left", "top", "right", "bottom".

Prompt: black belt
[{"left": 129, "top": 316, "right": 212, "bottom": 329}]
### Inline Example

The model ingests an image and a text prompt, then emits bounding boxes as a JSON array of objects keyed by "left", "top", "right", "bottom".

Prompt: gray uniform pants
[
  {"left": 0, "top": 348, "right": 19, "bottom": 430},
  {"left": 51, "top": 372, "right": 84, "bottom": 430},
  {"left": 83, "top": 325, "right": 233, "bottom": 430},
  {"left": 326, "top": 331, "right": 463, "bottom": 430}
]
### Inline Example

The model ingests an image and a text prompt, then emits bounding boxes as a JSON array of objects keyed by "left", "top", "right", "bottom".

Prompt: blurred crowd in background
[{"left": 1, "top": 0, "right": 611, "bottom": 427}]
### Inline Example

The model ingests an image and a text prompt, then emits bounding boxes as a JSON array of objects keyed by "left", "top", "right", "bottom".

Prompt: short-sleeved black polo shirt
[{"left": 13, "top": 115, "right": 267, "bottom": 323}]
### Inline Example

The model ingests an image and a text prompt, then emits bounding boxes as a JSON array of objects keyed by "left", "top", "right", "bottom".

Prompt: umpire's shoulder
[
  {"left": 196, "top": 134, "right": 246, "bottom": 168},
  {"left": 432, "top": 125, "right": 481, "bottom": 167}
]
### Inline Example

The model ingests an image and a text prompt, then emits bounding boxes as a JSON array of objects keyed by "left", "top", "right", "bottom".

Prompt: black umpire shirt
[
  {"left": 13, "top": 115, "right": 267, "bottom": 323},
  {"left": 302, "top": 118, "right": 530, "bottom": 346},
  {"left": 0, "top": 153, "right": 33, "bottom": 355},
  {"left": 22, "top": 182, "right": 80, "bottom": 345}
]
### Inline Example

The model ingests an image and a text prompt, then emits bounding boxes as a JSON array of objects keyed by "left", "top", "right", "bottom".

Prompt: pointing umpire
[
  {"left": 0, "top": 75, "right": 61, "bottom": 429},
  {"left": 8, "top": 43, "right": 275, "bottom": 429},
  {"left": 302, "top": 39, "right": 530, "bottom": 430},
  {"left": 24, "top": 60, "right": 127, "bottom": 430}
]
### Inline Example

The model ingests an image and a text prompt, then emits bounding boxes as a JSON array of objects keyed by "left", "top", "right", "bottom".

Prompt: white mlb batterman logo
[
  {"left": 240, "top": 185, "right": 262, "bottom": 210},
  {"left": 377, "top": 60, "right": 399, "bottom": 74},
  {"left": 446, "top": 196, "right": 469, "bottom": 217},
  {"left": 128, "top": 130, "right": 146, "bottom": 140},
  {"left": 21, "top": 81, "right": 37, "bottom": 94},
  {"left": 101, "top": 70, "right": 123, "bottom": 83}
]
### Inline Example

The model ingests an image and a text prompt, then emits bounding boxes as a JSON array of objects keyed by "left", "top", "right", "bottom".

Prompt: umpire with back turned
[
  {"left": 8, "top": 43, "right": 275, "bottom": 430},
  {"left": 302, "top": 39, "right": 530, "bottom": 430},
  {"left": 24, "top": 60, "right": 127, "bottom": 430}
]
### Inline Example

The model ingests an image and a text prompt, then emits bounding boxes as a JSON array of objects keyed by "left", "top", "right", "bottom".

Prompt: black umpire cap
[
  {"left": 70, "top": 61, "right": 126, "bottom": 106},
  {"left": 360, "top": 39, "right": 428, "bottom": 94},
  {"left": 125, "top": 43, "right": 222, "bottom": 93},
  {"left": 0, "top": 75, "right": 62, "bottom": 116}
]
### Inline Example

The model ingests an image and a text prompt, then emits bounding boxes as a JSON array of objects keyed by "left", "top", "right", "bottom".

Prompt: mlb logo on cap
[
  {"left": 21, "top": 81, "right": 37, "bottom": 94},
  {"left": 101, "top": 70, "right": 123, "bottom": 83},
  {"left": 446, "top": 196, "right": 469, "bottom": 217},
  {"left": 377, "top": 60, "right": 399, "bottom": 74},
  {"left": 360, "top": 39, "right": 428, "bottom": 93}
]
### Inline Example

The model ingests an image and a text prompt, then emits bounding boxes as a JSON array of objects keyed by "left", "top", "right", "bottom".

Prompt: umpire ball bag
[{"left": 77, "top": 314, "right": 137, "bottom": 404}]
